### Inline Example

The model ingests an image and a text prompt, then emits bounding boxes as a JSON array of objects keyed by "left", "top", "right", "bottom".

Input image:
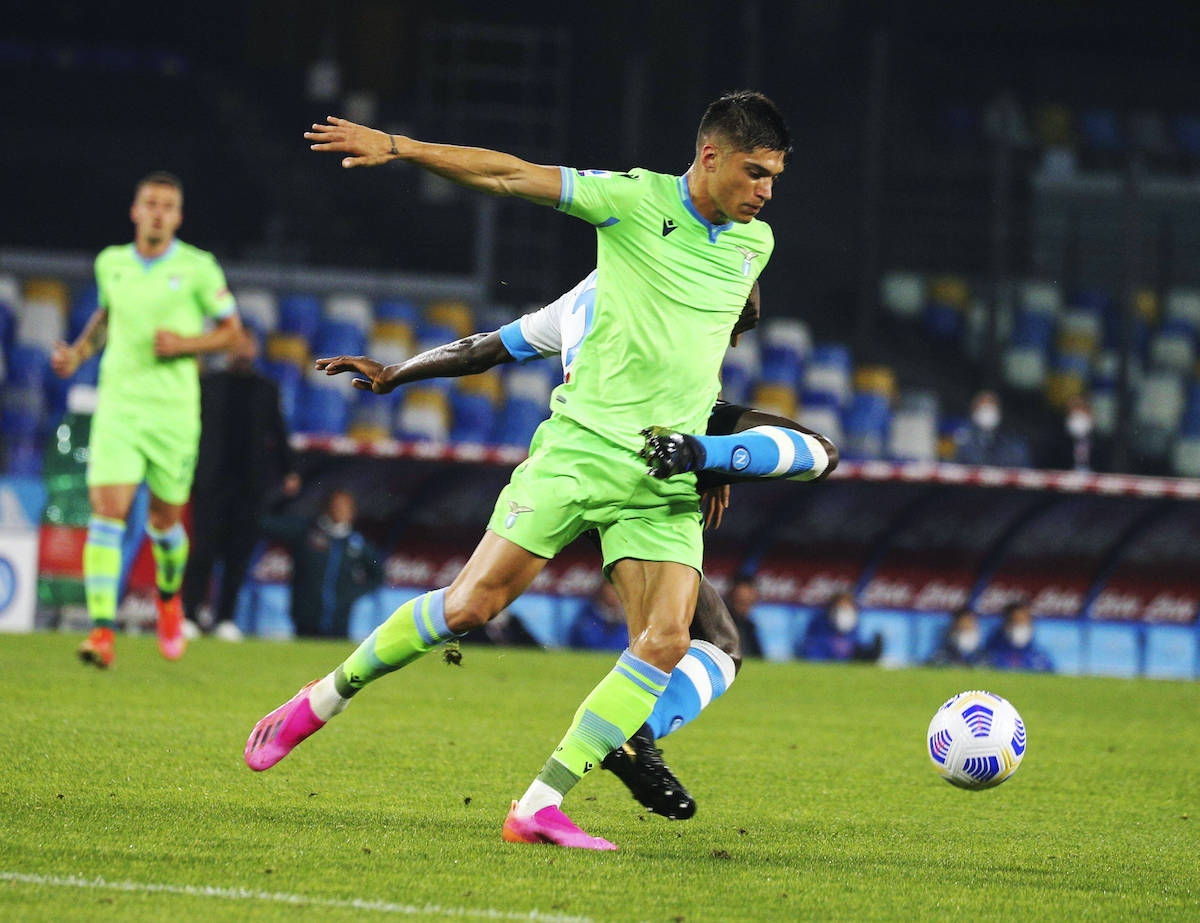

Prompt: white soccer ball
[{"left": 927, "top": 690, "right": 1026, "bottom": 789}]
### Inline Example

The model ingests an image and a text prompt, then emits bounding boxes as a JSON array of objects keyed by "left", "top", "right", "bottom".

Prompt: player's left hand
[
  {"left": 305, "top": 116, "right": 399, "bottom": 169},
  {"left": 701, "top": 484, "right": 730, "bottom": 531},
  {"left": 154, "top": 330, "right": 186, "bottom": 357}
]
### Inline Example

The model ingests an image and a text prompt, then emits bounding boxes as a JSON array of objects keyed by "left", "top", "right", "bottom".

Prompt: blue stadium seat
[
  {"left": 7, "top": 344, "right": 49, "bottom": 390},
  {"left": 923, "top": 301, "right": 963, "bottom": 341},
  {"left": 295, "top": 383, "right": 349, "bottom": 434},
  {"left": 262, "top": 360, "right": 302, "bottom": 429},
  {"left": 248, "top": 584, "right": 294, "bottom": 639},
  {"left": 1034, "top": 619, "right": 1084, "bottom": 675},
  {"left": 494, "top": 396, "right": 547, "bottom": 447},
  {"left": 3, "top": 435, "right": 43, "bottom": 476},
  {"left": 312, "top": 320, "right": 367, "bottom": 359},
  {"left": 375, "top": 299, "right": 422, "bottom": 325},
  {"left": 450, "top": 391, "right": 495, "bottom": 443},
  {"left": 720, "top": 363, "right": 753, "bottom": 404},
  {"left": 912, "top": 613, "right": 951, "bottom": 663},
  {"left": 1142, "top": 624, "right": 1198, "bottom": 680},
  {"left": 1085, "top": 622, "right": 1140, "bottom": 678},
  {"left": 0, "top": 302, "right": 13, "bottom": 355},
  {"left": 753, "top": 604, "right": 809, "bottom": 662},
  {"left": 857, "top": 610, "right": 914, "bottom": 665},
  {"left": 1181, "top": 382, "right": 1200, "bottom": 436},
  {"left": 415, "top": 322, "right": 461, "bottom": 350},
  {"left": 277, "top": 293, "right": 322, "bottom": 340},
  {"left": 1011, "top": 310, "right": 1055, "bottom": 350},
  {"left": 348, "top": 591, "right": 386, "bottom": 642},
  {"left": 511, "top": 593, "right": 565, "bottom": 647},
  {"left": 1078, "top": 108, "right": 1122, "bottom": 153},
  {"left": 841, "top": 392, "right": 891, "bottom": 460},
  {"left": 0, "top": 398, "right": 43, "bottom": 437}
]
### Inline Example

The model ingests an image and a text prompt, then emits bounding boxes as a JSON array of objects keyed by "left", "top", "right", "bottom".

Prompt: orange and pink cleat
[
  {"left": 244, "top": 680, "right": 326, "bottom": 771},
  {"left": 502, "top": 800, "right": 617, "bottom": 851}
]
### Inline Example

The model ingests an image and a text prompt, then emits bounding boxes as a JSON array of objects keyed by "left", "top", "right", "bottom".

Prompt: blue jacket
[{"left": 984, "top": 628, "right": 1054, "bottom": 672}]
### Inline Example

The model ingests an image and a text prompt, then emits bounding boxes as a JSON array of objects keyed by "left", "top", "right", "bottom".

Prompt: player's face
[
  {"left": 707, "top": 146, "right": 785, "bottom": 224},
  {"left": 130, "top": 183, "right": 183, "bottom": 246}
]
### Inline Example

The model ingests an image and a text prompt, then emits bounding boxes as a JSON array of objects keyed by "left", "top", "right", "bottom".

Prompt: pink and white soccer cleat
[
  {"left": 502, "top": 800, "right": 618, "bottom": 851},
  {"left": 244, "top": 680, "right": 326, "bottom": 771}
]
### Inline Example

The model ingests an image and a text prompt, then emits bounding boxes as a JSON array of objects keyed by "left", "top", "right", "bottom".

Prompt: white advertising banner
[{"left": 0, "top": 530, "right": 38, "bottom": 633}]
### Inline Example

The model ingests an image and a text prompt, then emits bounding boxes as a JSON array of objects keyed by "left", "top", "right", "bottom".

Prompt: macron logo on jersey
[
  {"left": 662, "top": 218, "right": 678, "bottom": 237},
  {"left": 734, "top": 246, "right": 760, "bottom": 278}
]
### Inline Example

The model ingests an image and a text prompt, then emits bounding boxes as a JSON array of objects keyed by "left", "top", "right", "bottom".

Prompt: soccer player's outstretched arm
[
  {"left": 316, "top": 331, "right": 516, "bottom": 394},
  {"left": 305, "top": 117, "right": 562, "bottom": 207},
  {"left": 51, "top": 308, "right": 108, "bottom": 378}
]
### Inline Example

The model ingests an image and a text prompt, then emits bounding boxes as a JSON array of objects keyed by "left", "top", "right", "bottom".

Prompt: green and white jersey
[
  {"left": 94, "top": 239, "right": 236, "bottom": 420},
  {"left": 551, "top": 167, "right": 773, "bottom": 452}
]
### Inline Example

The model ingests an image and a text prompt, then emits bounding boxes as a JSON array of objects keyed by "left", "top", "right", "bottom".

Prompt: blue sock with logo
[
  {"left": 645, "top": 640, "right": 737, "bottom": 739},
  {"left": 691, "top": 425, "right": 829, "bottom": 480}
]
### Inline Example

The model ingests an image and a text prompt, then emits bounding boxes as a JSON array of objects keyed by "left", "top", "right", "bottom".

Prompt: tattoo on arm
[{"left": 77, "top": 311, "right": 108, "bottom": 359}]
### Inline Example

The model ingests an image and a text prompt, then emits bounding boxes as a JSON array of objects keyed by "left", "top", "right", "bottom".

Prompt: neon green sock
[
  {"left": 334, "top": 589, "right": 456, "bottom": 697},
  {"left": 83, "top": 516, "right": 124, "bottom": 629},
  {"left": 146, "top": 523, "right": 188, "bottom": 598},
  {"left": 537, "top": 650, "right": 671, "bottom": 796}
]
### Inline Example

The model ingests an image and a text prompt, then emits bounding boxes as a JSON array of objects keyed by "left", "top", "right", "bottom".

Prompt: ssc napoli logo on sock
[{"left": 731, "top": 446, "right": 751, "bottom": 471}]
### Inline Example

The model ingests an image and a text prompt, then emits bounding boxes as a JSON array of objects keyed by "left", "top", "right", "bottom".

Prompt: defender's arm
[{"left": 316, "top": 330, "right": 515, "bottom": 395}]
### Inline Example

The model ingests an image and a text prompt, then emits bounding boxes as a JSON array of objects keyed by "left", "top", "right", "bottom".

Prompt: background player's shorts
[
  {"left": 487, "top": 414, "right": 703, "bottom": 575},
  {"left": 87, "top": 404, "right": 199, "bottom": 505}
]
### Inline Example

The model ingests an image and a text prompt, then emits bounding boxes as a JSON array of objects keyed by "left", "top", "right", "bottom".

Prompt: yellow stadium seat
[
  {"left": 459, "top": 369, "right": 503, "bottom": 401},
  {"left": 371, "top": 320, "right": 416, "bottom": 349},
  {"left": 1134, "top": 290, "right": 1159, "bottom": 324},
  {"left": 752, "top": 382, "right": 798, "bottom": 418},
  {"left": 929, "top": 276, "right": 969, "bottom": 308},
  {"left": 426, "top": 300, "right": 475, "bottom": 339},
  {"left": 1056, "top": 330, "right": 1099, "bottom": 358},
  {"left": 1045, "top": 369, "right": 1086, "bottom": 410},
  {"left": 852, "top": 365, "right": 897, "bottom": 401},
  {"left": 1034, "top": 104, "right": 1074, "bottom": 147},
  {"left": 24, "top": 278, "right": 69, "bottom": 312},
  {"left": 937, "top": 434, "right": 959, "bottom": 462},
  {"left": 266, "top": 333, "right": 310, "bottom": 367},
  {"left": 347, "top": 422, "right": 391, "bottom": 442}
]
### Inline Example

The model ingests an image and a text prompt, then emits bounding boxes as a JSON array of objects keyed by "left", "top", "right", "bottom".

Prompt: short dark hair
[
  {"left": 135, "top": 171, "right": 184, "bottom": 198},
  {"left": 697, "top": 90, "right": 791, "bottom": 155}
]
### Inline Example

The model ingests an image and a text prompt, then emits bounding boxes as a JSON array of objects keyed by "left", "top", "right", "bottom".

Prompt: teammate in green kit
[
  {"left": 245, "top": 92, "right": 788, "bottom": 851},
  {"left": 52, "top": 172, "right": 243, "bottom": 667}
]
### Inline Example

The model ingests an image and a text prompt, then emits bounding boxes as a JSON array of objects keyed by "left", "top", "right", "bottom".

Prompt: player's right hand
[
  {"left": 314, "top": 355, "right": 393, "bottom": 393},
  {"left": 305, "top": 116, "right": 398, "bottom": 169},
  {"left": 50, "top": 341, "right": 80, "bottom": 379}
]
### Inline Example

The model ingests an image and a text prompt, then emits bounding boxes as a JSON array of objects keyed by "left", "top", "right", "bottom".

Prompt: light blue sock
[
  {"left": 692, "top": 425, "right": 829, "bottom": 480},
  {"left": 645, "top": 640, "right": 737, "bottom": 740}
]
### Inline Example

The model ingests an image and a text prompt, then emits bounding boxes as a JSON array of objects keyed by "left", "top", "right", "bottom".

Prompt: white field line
[{"left": 0, "top": 871, "right": 594, "bottom": 922}]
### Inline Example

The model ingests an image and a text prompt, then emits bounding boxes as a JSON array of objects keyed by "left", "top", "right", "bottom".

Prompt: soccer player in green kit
[
  {"left": 52, "top": 172, "right": 243, "bottom": 667},
  {"left": 246, "top": 92, "right": 788, "bottom": 851}
]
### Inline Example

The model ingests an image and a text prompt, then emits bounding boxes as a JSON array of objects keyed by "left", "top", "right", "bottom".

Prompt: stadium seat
[
  {"left": 0, "top": 394, "right": 43, "bottom": 437},
  {"left": 1020, "top": 280, "right": 1062, "bottom": 316},
  {"left": 1033, "top": 103, "right": 1074, "bottom": 148},
  {"left": 1170, "top": 436, "right": 1200, "bottom": 477},
  {"left": 1148, "top": 320, "right": 1195, "bottom": 373},
  {"left": 963, "top": 299, "right": 1014, "bottom": 362},
  {"left": 842, "top": 392, "right": 891, "bottom": 460},
  {"left": 415, "top": 323, "right": 461, "bottom": 355},
  {"left": 366, "top": 335, "right": 413, "bottom": 369},
  {"left": 262, "top": 359, "right": 301, "bottom": 429},
  {"left": 1078, "top": 107, "right": 1122, "bottom": 154},
  {"left": 426, "top": 300, "right": 475, "bottom": 339},
  {"left": 923, "top": 300, "right": 964, "bottom": 341},
  {"left": 1127, "top": 110, "right": 1173, "bottom": 159},
  {"left": 722, "top": 330, "right": 761, "bottom": 404},
  {"left": 248, "top": 583, "right": 294, "bottom": 639},
  {"left": 760, "top": 318, "right": 811, "bottom": 387},
  {"left": 1180, "top": 381, "right": 1200, "bottom": 435},
  {"left": 235, "top": 288, "right": 278, "bottom": 333},
  {"left": 23, "top": 277, "right": 69, "bottom": 311},
  {"left": 1085, "top": 622, "right": 1140, "bottom": 678},
  {"left": 1057, "top": 309, "right": 1102, "bottom": 357},
  {"left": 857, "top": 610, "right": 914, "bottom": 666},
  {"left": 450, "top": 390, "right": 496, "bottom": 443},
  {"left": 460, "top": 369, "right": 503, "bottom": 401},
  {"left": 937, "top": 415, "right": 969, "bottom": 460},
  {"left": 752, "top": 382, "right": 798, "bottom": 418},
  {"left": 397, "top": 387, "right": 451, "bottom": 441},
  {"left": 0, "top": 273, "right": 18, "bottom": 312},
  {"left": 505, "top": 366, "right": 552, "bottom": 406},
  {"left": 494, "top": 396, "right": 548, "bottom": 447},
  {"left": 1034, "top": 619, "right": 1084, "bottom": 675},
  {"left": 1165, "top": 288, "right": 1200, "bottom": 330},
  {"left": 1044, "top": 353, "right": 1089, "bottom": 410},
  {"left": 1090, "top": 385, "right": 1117, "bottom": 437},
  {"left": 1142, "top": 624, "right": 1198, "bottom": 680},
  {"left": 798, "top": 400, "right": 844, "bottom": 449},
  {"left": 719, "top": 363, "right": 753, "bottom": 404},
  {"left": 1012, "top": 309, "right": 1056, "bottom": 351},
  {"left": 266, "top": 332, "right": 310, "bottom": 368},
  {"left": 277, "top": 293, "right": 322, "bottom": 339},
  {"left": 1133, "top": 289, "right": 1159, "bottom": 326},
  {"left": 375, "top": 298, "right": 422, "bottom": 325},
  {"left": 16, "top": 299, "right": 64, "bottom": 352},
  {"left": 804, "top": 344, "right": 852, "bottom": 407},
  {"left": 324, "top": 293, "right": 372, "bottom": 330},
  {"left": 0, "top": 302, "right": 13, "bottom": 357},
  {"left": 1003, "top": 345, "right": 1048, "bottom": 391},
  {"left": 294, "top": 381, "right": 349, "bottom": 434},
  {"left": 312, "top": 319, "right": 367, "bottom": 360},
  {"left": 888, "top": 403, "right": 937, "bottom": 462},
  {"left": 1134, "top": 371, "right": 1185, "bottom": 430},
  {"left": 852, "top": 365, "right": 897, "bottom": 402},
  {"left": 751, "top": 604, "right": 807, "bottom": 662},
  {"left": 6, "top": 343, "right": 50, "bottom": 390},
  {"left": 2, "top": 434, "right": 43, "bottom": 477},
  {"left": 880, "top": 271, "right": 925, "bottom": 320}
]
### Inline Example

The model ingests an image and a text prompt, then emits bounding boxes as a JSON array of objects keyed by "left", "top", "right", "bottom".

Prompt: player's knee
[
  {"left": 630, "top": 623, "right": 691, "bottom": 673},
  {"left": 443, "top": 586, "right": 505, "bottom": 632}
]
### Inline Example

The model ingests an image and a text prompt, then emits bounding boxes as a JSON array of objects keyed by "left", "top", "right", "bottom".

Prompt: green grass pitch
[{"left": 1, "top": 633, "right": 1197, "bottom": 921}]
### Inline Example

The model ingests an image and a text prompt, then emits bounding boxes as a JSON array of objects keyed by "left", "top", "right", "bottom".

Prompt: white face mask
[
  {"left": 1006, "top": 623, "right": 1034, "bottom": 648},
  {"left": 973, "top": 405, "right": 1000, "bottom": 431},
  {"left": 953, "top": 629, "right": 981, "bottom": 654},
  {"left": 320, "top": 516, "right": 352, "bottom": 539},
  {"left": 832, "top": 604, "right": 857, "bottom": 634},
  {"left": 1067, "top": 412, "right": 1092, "bottom": 439}
]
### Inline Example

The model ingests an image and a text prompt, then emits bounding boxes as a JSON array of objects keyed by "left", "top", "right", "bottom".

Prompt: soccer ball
[{"left": 927, "top": 690, "right": 1026, "bottom": 789}]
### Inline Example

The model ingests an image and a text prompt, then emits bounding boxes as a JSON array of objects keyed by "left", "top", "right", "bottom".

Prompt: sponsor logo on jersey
[{"left": 661, "top": 218, "right": 678, "bottom": 237}]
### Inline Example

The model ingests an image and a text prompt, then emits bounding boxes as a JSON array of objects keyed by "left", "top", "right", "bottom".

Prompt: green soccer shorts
[
  {"left": 86, "top": 403, "right": 200, "bottom": 505},
  {"left": 487, "top": 414, "right": 704, "bottom": 575}
]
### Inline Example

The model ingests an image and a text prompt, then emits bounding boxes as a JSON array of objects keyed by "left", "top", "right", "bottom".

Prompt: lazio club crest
[{"left": 505, "top": 501, "right": 534, "bottom": 529}]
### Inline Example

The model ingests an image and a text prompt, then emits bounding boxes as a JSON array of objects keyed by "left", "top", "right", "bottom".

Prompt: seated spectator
[
  {"left": 985, "top": 600, "right": 1054, "bottom": 672},
  {"left": 727, "top": 574, "right": 762, "bottom": 659},
  {"left": 798, "top": 591, "right": 882, "bottom": 663},
  {"left": 956, "top": 390, "right": 1031, "bottom": 468},
  {"left": 1047, "top": 395, "right": 1109, "bottom": 472},
  {"left": 567, "top": 582, "right": 629, "bottom": 651},
  {"left": 928, "top": 606, "right": 984, "bottom": 666}
]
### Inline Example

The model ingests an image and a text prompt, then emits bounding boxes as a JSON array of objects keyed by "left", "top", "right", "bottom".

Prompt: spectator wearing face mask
[
  {"left": 956, "top": 390, "right": 1032, "bottom": 468},
  {"left": 1049, "top": 395, "right": 1108, "bottom": 472},
  {"left": 928, "top": 606, "right": 984, "bottom": 666},
  {"left": 985, "top": 600, "right": 1054, "bottom": 672},
  {"left": 797, "top": 591, "right": 883, "bottom": 663}
]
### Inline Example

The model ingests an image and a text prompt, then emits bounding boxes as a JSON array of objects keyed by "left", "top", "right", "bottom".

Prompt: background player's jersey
[
  {"left": 499, "top": 270, "right": 597, "bottom": 380},
  {"left": 94, "top": 240, "right": 236, "bottom": 417},
  {"left": 547, "top": 167, "right": 772, "bottom": 453}
]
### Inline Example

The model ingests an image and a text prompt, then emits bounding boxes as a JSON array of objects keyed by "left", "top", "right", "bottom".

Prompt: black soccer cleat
[
  {"left": 638, "top": 427, "right": 704, "bottom": 479},
  {"left": 601, "top": 726, "right": 696, "bottom": 819}
]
